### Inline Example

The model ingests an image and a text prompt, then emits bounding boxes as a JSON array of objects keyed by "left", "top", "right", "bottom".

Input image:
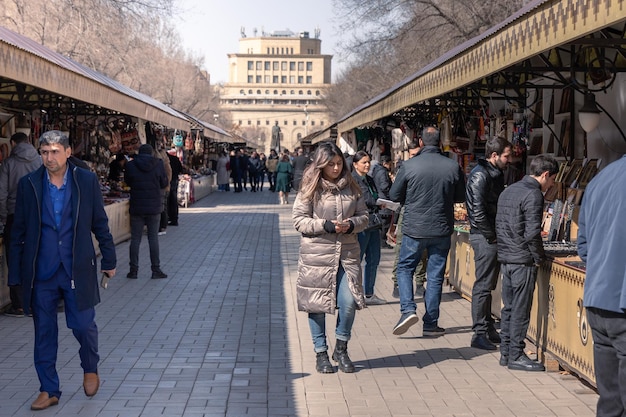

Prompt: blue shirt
[{"left": 46, "top": 167, "right": 68, "bottom": 228}]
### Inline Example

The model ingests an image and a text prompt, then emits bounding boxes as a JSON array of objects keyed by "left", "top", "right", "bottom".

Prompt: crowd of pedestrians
[{"left": 291, "top": 127, "right": 570, "bottom": 380}]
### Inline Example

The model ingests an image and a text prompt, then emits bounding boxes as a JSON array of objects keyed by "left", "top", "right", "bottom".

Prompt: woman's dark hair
[
  {"left": 299, "top": 142, "right": 361, "bottom": 201},
  {"left": 352, "top": 150, "right": 371, "bottom": 164}
]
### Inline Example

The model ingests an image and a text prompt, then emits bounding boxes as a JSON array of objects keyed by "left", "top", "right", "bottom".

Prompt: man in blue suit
[{"left": 9, "top": 130, "right": 117, "bottom": 410}]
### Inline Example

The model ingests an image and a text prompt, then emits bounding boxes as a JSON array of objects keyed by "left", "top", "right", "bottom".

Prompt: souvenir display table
[{"left": 177, "top": 174, "right": 216, "bottom": 207}]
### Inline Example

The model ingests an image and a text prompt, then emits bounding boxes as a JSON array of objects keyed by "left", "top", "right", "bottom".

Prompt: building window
[
  {"left": 306, "top": 61, "right": 313, "bottom": 71},
  {"left": 290, "top": 76, "right": 295, "bottom": 84},
  {"left": 264, "top": 75, "right": 270, "bottom": 83},
  {"left": 266, "top": 48, "right": 270, "bottom": 54},
  {"left": 321, "top": 121, "right": 325, "bottom": 126},
  {"left": 298, "top": 62, "right": 304, "bottom": 71},
  {"left": 299, "top": 90, "right": 303, "bottom": 95},
  {"left": 316, "top": 90, "right": 320, "bottom": 96},
  {"left": 264, "top": 61, "right": 270, "bottom": 70},
  {"left": 282, "top": 90, "right": 287, "bottom": 95},
  {"left": 281, "top": 61, "right": 287, "bottom": 71},
  {"left": 248, "top": 120, "right": 252, "bottom": 125},
  {"left": 284, "top": 120, "right": 288, "bottom": 126},
  {"left": 265, "top": 90, "right": 270, "bottom": 94},
  {"left": 311, "top": 121, "right": 316, "bottom": 126},
  {"left": 257, "top": 120, "right": 261, "bottom": 126},
  {"left": 306, "top": 77, "right": 312, "bottom": 84},
  {"left": 291, "top": 48, "right": 294, "bottom": 54},
  {"left": 248, "top": 89, "right": 253, "bottom": 94},
  {"left": 273, "top": 76, "right": 278, "bottom": 83},
  {"left": 266, "top": 120, "right": 270, "bottom": 125},
  {"left": 293, "top": 120, "right": 297, "bottom": 126},
  {"left": 273, "top": 90, "right": 278, "bottom": 94},
  {"left": 247, "top": 61, "right": 254, "bottom": 70},
  {"left": 257, "top": 89, "right": 261, "bottom": 94},
  {"left": 240, "top": 89, "right": 245, "bottom": 94},
  {"left": 302, "top": 120, "right": 306, "bottom": 126},
  {"left": 256, "top": 76, "right": 261, "bottom": 83},
  {"left": 289, "top": 62, "right": 296, "bottom": 71},
  {"left": 256, "top": 61, "right": 262, "bottom": 70},
  {"left": 281, "top": 76, "right": 287, "bottom": 83},
  {"left": 247, "top": 75, "right": 253, "bottom": 83},
  {"left": 273, "top": 61, "right": 279, "bottom": 70},
  {"left": 290, "top": 90, "right": 295, "bottom": 94},
  {"left": 298, "top": 76, "right": 303, "bottom": 84}
]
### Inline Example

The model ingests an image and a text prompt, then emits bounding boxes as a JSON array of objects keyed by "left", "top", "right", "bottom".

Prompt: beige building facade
[{"left": 220, "top": 29, "right": 332, "bottom": 153}]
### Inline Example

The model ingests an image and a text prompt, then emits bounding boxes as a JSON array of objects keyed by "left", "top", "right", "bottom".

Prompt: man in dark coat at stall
[
  {"left": 9, "top": 130, "right": 116, "bottom": 410},
  {"left": 466, "top": 136, "right": 512, "bottom": 351},
  {"left": 124, "top": 144, "right": 168, "bottom": 279},
  {"left": 495, "top": 154, "right": 558, "bottom": 372},
  {"left": 389, "top": 126, "right": 465, "bottom": 337}
]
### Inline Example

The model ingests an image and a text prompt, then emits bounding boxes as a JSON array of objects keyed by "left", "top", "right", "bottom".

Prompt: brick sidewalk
[{"left": 0, "top": 188, "right": 597, "bottom": 416}]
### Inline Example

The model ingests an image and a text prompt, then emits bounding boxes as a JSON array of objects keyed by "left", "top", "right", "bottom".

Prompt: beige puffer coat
[{"left": 292, "top": 177, "right": 369, "bottom": 314}]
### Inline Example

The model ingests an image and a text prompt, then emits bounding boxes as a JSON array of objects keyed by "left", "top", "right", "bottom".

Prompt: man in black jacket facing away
[
  {"left": 466, "top": 136, "right": 512, "bottom": 351},
  {"left": 124, "top": 144, "right": 168, "bottom": 279},
  {"left": 495, "top": 154, "right": 558, "bottom": 371},
  {"left": 389, "top": 127, "right": 465, "bottom": 336}
]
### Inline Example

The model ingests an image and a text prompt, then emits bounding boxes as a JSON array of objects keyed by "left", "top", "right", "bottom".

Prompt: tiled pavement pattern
[{"left": 0, "top": 188, "right": 598, "bottom": 416}]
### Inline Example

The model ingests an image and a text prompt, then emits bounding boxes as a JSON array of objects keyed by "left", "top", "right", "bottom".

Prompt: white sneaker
[
  {"left": 365, "top": 294, "right": 387, "bottom": 305},
  {"left": 158, "top": 231, "right": 166, "bottom": 236}
]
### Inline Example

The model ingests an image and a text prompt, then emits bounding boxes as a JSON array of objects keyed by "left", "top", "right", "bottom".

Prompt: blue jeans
[
  {"left": 396, "top": 235, "right": 451, "bottom": 329},
  {"left": 308, "top": 266, "right": 357, "bottom": 353},
  {"left": 130, "top": 213, "right": 161, "bottom": 271},
  {"left": 358, "top": 229, "right": 381, "bottom": 296}
]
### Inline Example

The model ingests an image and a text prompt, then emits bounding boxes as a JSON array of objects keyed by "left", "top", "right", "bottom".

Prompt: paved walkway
[{"left": 0, "top": 188, "right": 598, "bottom": 416}]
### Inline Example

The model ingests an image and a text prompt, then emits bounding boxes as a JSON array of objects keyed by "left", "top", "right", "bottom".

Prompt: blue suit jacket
[{"left": 9, "top": 163, "right": 116, "bottom": 312}]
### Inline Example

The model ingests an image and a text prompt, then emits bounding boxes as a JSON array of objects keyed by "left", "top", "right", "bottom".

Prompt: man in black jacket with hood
[
  {"left": 389, "top": 127, "right": 465, "bottom": 337},
  {"left": 124, "top": 144, "right": 168, "bottom": 279},
  {"left": 466, "top": 136, "right": 512, "bottom": 351},
  {"left": 495, "top": 154, "right": 558, "bottom": 371}
]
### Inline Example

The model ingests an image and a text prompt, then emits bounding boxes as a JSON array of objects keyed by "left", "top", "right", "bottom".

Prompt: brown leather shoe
[
  {"left": 83, "top": 372, "right": 100, "bottom": 396},
  {"left": 31, "top": 392, "right": 59, "bottom": 410}
]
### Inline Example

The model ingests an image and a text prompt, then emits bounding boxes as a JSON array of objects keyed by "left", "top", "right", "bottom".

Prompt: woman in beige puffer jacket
[{"left": 293, "top": 142, "right": 369, "bottom": 374}]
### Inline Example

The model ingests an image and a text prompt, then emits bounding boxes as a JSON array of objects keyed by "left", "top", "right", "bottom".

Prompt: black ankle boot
[
  {"left": 315, "top": 351, "right": 335, "bottom": 373},
  {"left": 332, "top": 340, "right": 355, "bottom": 373}
]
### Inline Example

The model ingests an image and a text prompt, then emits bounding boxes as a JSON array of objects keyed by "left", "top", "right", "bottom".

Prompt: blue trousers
[
  {"left": 32, "top": 267, "right": 99, "bottom": 399},
  {"left": 308, "top": 266, "right": 357, "bottom": 352},
  {"left": 396, "top": 235, "right": 451, "bottom": 329},
  {"left": 358, "top": 228, "right": 381, "bottom": 296}
]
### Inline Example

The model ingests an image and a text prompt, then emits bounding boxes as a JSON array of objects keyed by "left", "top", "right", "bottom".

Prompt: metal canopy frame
[{"left": 336, "top": 0, "right": 626, "bottom": 134}]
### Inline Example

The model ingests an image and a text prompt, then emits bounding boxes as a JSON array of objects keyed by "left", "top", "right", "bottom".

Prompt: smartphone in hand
[{"left": 100, "top": 272, "right": 110, "bottom": 289}]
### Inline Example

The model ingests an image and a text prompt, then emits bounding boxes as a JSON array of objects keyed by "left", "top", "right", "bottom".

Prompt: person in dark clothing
[
  {"left": 108, "top": 153, "right": 127, "bottom": 182},
  {"left": 291, "top": 148, "right": 310, "bottom": 192},
  {"left": 466, "top": 136, "right": 512, "bottom": 351},
  {"left": 229, "top": 150, "right": 242, "bottom": 193},
  {"left": 247, "top": 151, "right": 262, "bottom": 192},
  {"left": 495, "top": 154, "right": 558, "bottom": 371},
  {"left": 369, "top": 155, "right": 393, "bottom": 248},
  {"left": 240, "top": 149, "right": 250, "bottom": 191},
  {"left": 389, "top": 127, "right": 465, "bottom": 337},
  {"left": 9, "top": 130, "right": 116, "bottom": 410},
  {"left": 124, "top": 144, "right": 168, "bottom": 279},
  {"left": 166, "top": 149, "right": 182, "bottom": 225},
  {"left": 0, "top": 132, "right": 42, "bottom": 317}
]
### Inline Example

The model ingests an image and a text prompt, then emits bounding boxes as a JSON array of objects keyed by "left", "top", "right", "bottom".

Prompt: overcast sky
[{"left": 175, "top": 0, "right": 344, "bottom": 84}]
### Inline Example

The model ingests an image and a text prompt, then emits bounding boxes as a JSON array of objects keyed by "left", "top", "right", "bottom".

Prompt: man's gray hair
[
  {"left": 421, "top": 127, "right": 440, "bottom": 147},
  {"left": 39, "top": 130, "right": 70, "bottom": 149}
]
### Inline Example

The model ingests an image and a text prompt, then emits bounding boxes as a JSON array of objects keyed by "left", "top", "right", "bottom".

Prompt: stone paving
[{"left": 0, "top": 187, "right": 598, "bottom": 416}]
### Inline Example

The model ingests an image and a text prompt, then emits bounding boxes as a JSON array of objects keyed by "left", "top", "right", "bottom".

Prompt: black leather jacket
[{"left": 466, "top": 159, "right": 504, "bottom": 243}]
